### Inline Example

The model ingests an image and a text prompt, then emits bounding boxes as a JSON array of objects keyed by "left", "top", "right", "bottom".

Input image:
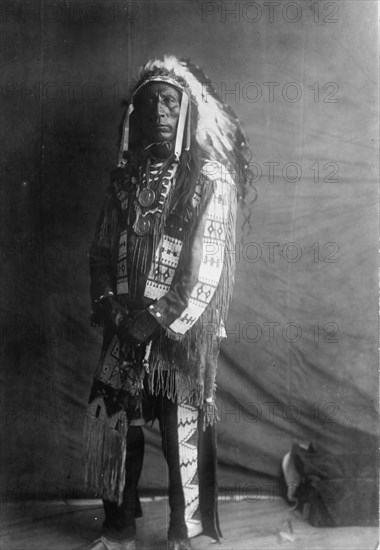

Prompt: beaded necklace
[{"left": 133, "top": 155, "right": 178, "bottom": 236}]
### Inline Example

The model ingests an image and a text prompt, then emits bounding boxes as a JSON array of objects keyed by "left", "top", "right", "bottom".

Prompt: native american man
[{"left": 83, "top": 56, "right": 253, "bottom": 550}]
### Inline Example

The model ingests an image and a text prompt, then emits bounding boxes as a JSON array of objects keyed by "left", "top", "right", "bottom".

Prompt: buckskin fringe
[
  {"left": 153, "top": 179, "right": 237, "bottom": 416},
  {"left": 147, "top": 362, "right": 180, "bottom": 403},
  {"left": 146, "top": 358, "right": 220, "bottom": 428},
  {"left": 83, "top": 409, "right": 129, "bottom": 505},
  {"left": 203, "top": 401, "right": 220, "bottom": 431}
]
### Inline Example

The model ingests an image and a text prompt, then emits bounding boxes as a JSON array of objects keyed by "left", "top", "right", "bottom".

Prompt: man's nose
[{"left": 152, "top": 98, "right": 167, "bottom": 119}]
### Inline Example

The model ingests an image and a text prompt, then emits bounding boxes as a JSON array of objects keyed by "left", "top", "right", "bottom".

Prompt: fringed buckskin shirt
[{"left": 89, "top": 159, "right": 237, "bottom": 415}]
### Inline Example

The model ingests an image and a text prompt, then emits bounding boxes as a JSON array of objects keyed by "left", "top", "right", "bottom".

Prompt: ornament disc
[
  {"left": 138, "top": 188, "right": 156, "bottom": 207},
  {"left": 135, "top": 216, "right": 151, "bottom": 236}
]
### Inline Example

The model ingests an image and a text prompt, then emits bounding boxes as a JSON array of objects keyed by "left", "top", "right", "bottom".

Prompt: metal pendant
[
  {"left": 134, "top": 216, "right": 151, "bottom": 236},
  {"left": 138, "top": 188, "right": 156, "bottom": 208}
]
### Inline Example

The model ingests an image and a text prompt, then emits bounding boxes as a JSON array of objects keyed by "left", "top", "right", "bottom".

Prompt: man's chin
[{"left": 150, "top": 129, "right": 174, "bottom": 142}]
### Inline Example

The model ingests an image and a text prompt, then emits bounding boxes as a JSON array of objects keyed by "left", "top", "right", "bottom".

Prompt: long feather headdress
[{"left": 128, "top": 55, "right": 254, "bottom": 201}]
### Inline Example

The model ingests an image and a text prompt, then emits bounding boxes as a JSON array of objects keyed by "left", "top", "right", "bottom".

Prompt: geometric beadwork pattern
[
  {"left": 168, "top": 162, "right": 234, "bottom": 335},
  {"left": 86, "top": 396, "right": 124, "bottom": 430},
  {"left": 144, "top": 234, "right": 183, "bottom": 300},
  {"left": 177, "top": 403, "right": 203, "bottom": 539},
  {"left": 94, "top": 335, "right": 121, "bottom": 389},
  {"left": 117, "top": 160, "right": 178, "bottom": 297},
  {"left": 117, "top": 229, "right": 129, "bottom": 295}
]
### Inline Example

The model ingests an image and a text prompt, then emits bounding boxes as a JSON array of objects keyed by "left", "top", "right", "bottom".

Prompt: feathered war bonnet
[{"left": 119, "top": 55, "right": 255, "bottom": 205}]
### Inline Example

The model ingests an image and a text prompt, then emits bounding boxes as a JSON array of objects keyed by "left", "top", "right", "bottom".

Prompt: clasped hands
[{"left": 99, "top": 295, "right": 160, "bottom": 346}]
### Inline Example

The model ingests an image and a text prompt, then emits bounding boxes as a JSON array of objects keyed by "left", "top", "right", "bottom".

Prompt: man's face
[{"left": 134, "top": 82, "right": 182, "bottom": 144}]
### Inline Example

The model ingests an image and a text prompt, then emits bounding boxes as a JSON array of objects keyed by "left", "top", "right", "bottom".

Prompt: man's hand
[
  {"left": 110, "top": 166, "right": 138, "bottom": 188},
  {"left": 94, "top": 295, "right": 129, "bottom": 332},
  {"left": 110, "top": 153, "right": 139, "bottom": 189},
  {"left": 118, "top": 309, "right": 160, "bottom": 346}
]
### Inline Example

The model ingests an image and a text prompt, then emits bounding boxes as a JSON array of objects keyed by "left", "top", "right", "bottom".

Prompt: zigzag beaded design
[{"left": 177, "top": 404, "right": 203, "bottom": 538}]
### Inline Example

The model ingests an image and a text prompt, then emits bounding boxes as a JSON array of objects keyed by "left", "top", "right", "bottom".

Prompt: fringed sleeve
[{"left": 147, "top": 161, "right": 237, "bottom": 338}]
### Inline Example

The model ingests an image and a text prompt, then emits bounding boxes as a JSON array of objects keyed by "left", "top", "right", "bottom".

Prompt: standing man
[{"left": 83, "top": 56, "right": 253, "bottom": 550}]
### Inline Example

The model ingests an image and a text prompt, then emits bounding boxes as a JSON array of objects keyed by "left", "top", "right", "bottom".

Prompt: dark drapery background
[{"left": 1, "top": 0, "right": 378, "bottom": 500}]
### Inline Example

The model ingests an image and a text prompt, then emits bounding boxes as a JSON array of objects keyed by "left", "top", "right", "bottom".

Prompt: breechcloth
[{"left": 102, "top": 391, "right": 201, "bottom": 542}]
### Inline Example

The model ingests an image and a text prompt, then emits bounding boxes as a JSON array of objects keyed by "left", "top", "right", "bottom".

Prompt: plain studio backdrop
[{"left": 1, "top": 0, "right": 378, "bottom": 509}]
